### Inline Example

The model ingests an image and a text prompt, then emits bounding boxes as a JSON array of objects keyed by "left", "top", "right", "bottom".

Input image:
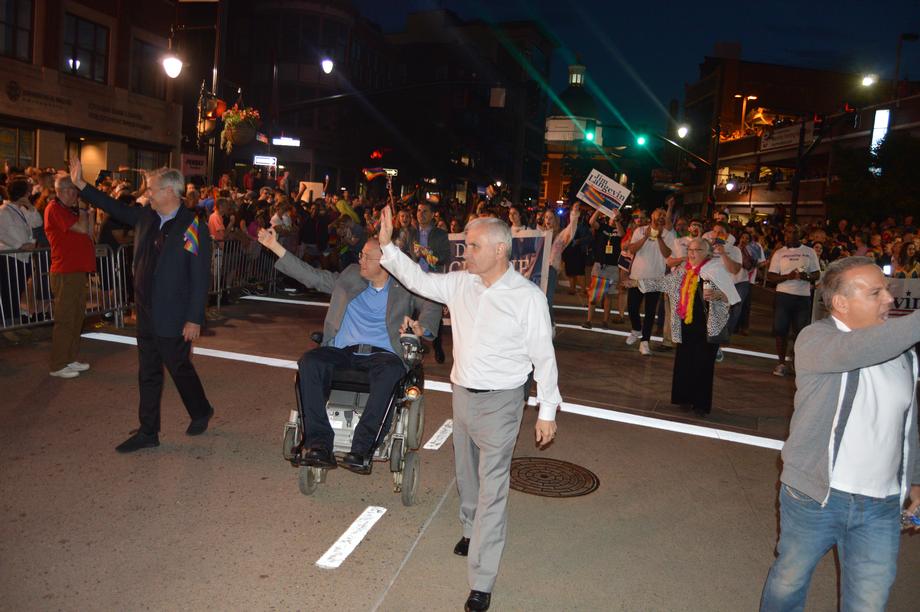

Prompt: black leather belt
[
  {"left": 345, "top": 344, "right": 390, "bottom": 355},
  {"left": 465, "top": 387, "right": 497, "bottom": 394}
]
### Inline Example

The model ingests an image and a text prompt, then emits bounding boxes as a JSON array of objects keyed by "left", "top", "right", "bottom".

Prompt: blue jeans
[{"left": 760, "top": 485, "right": 902, "bottom": 612}]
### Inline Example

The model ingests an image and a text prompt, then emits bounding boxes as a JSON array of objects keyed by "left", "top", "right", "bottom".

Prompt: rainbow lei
[{"left": 676, "top": 259, "right": 708, "bottom": 324}]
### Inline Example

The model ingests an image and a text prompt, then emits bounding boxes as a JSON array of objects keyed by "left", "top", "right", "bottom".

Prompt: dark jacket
[
  {"left": 275, "top": 252, "right": 442, "bottom": 367},
  {"left": 420, "top": 225, "right": 450, "bottom": 273},
  {"left": 79, "top": 185, "right": 211, "bottom": 337}
]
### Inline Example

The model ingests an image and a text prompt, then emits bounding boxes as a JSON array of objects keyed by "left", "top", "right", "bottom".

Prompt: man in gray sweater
[
  {"left": 258, "top": 228, "right": 441, "bottom": 474},
  {"left": 761, "top": 256, "right": 920, "bottom": 611}
]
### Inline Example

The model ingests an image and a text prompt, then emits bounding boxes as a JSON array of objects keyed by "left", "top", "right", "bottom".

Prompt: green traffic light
[
  {"left": 636, "top": 135, "right": 647, "bottom": 146},
  {"left": 585, "top": 131, "right": 595, "bottom": 141}
]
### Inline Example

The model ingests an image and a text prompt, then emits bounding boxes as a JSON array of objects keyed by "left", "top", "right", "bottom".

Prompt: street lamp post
[{"left": 162, "top": 0, "right": 226, "bottom": 185}]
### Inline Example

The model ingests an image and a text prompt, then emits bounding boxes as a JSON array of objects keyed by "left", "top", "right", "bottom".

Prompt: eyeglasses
[{"left": 357, "top": 251, "right": 382, "bottom": 261}]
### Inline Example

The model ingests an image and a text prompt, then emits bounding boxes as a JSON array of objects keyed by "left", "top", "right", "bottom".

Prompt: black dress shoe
[
  {"left": 115, "top": 431, "right": 160, "bottom": 453},
  {"left": 341, "top": 452, "right": 372, "bottom": 475},
  {"left": 186, "top": 406, "right": 215, "bottom": 436},
  {"left": 302, "top": 447, "right": 337, "bottom": 469},
  {"left": 453, "top": 536, "right": 470, "bottom": 556},
  {"left": 434, "top": 344, "right": 445, "bottom": 364},
  {"left": 464, "top": 590, "right": 491, "bottom": 611}
]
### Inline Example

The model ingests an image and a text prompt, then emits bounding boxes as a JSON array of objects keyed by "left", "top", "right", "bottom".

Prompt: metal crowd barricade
[
  {"left": 0, "top": 244, "right": 124, "bottom": 332},
  {"left": 1, "top": 246, "right": 51, "bottom": 331},
  {"left": 210, "top": 237, "right": 277, "bottom": 309},
  {"left": 2, "top": 237, "right": 277, "bottom": 333}
]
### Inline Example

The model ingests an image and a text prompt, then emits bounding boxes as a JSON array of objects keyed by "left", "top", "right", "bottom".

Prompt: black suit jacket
[
  {"left": 422, "top": 226, "right": 450, "bottom": 273},
  {"left": 80, "top": 186, "right": 211, "bottom": 337}
]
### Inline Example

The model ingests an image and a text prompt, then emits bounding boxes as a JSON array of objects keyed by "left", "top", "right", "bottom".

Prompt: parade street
[{"left": 2, "top": 293, "right": 917, "bottom": 611}]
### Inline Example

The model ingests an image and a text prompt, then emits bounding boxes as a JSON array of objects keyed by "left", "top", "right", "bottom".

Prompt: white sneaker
[
  {"left": 772, "top": 364, "right": 787, "bottom": 377},
  {"left": 50, "top": 367, "right": 79, "bottom": 379},
  {"left": 67, "top": 361, "right": 90, "bottom": 372},
  {"left": 625, "top": 331, "right": 641, "bottom": 345},
  {"left": 639, "top": 341, "right": 651, "bottom": 356}
]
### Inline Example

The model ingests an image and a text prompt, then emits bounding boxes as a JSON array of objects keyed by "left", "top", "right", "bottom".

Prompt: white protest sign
[
  {"left": 576, "top": 169, "right": 631, "bottom": 218},
  {"left": 889, "top": 277, "right": 920, "bottom": 317}
]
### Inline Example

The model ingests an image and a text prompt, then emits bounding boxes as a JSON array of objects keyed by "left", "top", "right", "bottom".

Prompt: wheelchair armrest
[{"left": 310, "top": 331, "right": 324, "bottom": 345}]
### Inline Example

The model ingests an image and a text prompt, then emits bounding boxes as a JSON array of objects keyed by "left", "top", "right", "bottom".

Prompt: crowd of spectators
[{"left": 3, "top": 158, "right": 918, "bottom": 348}]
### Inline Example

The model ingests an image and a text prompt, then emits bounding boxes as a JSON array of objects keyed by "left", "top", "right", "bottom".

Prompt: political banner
[
  {"left": 889, "top": 277, "right": 920, "bottom": 317},
  {"left": 576, "top": 169, "right": 631, "bottom": 218},
  {"left": 447, "top": 229, "right": 552, "bottom": 295}
]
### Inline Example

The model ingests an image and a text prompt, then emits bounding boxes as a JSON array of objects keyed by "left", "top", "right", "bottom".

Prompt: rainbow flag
[
  {"left": 577, "top": 183, "right": 618, "bottom": 216},
  {"left": 363, "top": 167, "right": 386, "bottom": 181},
  {"left": 183, "top": 217, "right": 200, "bottom": 255},
  {"left": 588, "top": 275, "right": 613, "bottom": 303}
]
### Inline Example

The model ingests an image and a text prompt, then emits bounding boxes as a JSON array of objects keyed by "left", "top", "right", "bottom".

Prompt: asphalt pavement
[{"left": 1, "top": 288, "right": 918, "bottom": 611}]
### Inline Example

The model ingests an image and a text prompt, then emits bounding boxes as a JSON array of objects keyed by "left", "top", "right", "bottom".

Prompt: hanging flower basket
[{"left": 220, "top": 106, "right": 261, "bottom": 154}]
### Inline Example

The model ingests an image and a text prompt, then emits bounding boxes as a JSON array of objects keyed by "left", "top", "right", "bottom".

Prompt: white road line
[
  {"left": 557, "top": 402, "right": 784, "bottom": 450},
  {"left": 315, "top": 506, "right": 387, "bottom": 569},
  {"left": 82, "top": 332, "right": 300, "bottom": 369},
  {"left": 83, "top": 332, "right": 784, "bottom": 451},
  {"left": 239, "top": 296, "right": 777, "bottom": 361},
  {"left": 554, "top": 323, "right": 778, "bottom": 361},
  {"left": 241, "top": 295, "right": 330, "bottom": 307},
  {"left": 423, "top": 419, "right": 454, "bottom": 450}
]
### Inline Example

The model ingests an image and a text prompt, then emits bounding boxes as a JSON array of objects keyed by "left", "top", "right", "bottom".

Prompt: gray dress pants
[{"left": 452, "top": 383, "right": 527, "bottom": 593}]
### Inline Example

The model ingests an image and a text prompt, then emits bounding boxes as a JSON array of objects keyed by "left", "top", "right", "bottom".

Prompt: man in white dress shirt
[{"left": 378, "top": 205, "right": 561, "bottom": 612}]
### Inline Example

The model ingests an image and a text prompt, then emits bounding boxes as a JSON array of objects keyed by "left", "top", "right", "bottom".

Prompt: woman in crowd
[
  {"left": 508, "top": 204, "right": 528, "bottom": 236},
  {"left": 392, "top": 206, "right": 417, "bottom": 255},
  {"left": 639, "top": 237, "right": 740, "bottom": 417},
  {"left": 894, "top": 241, "right": 919, "bottom": 277},
  {"left": 542, "top": 204, "right": 582, "bottom": 327}
]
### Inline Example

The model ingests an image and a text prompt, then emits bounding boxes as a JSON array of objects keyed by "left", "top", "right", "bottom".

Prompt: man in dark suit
[
  {"left": 414, "top": 200, "right": 450, "bottom": 363},
  {"left": 69, "top": 159, "right": 214, "bottom": 453},
  {"left": 257, "top": 228, "right": 441, "bottom": 474}
]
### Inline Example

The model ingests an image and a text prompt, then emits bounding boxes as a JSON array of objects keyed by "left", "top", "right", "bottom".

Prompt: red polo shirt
[{"left": 44, "top": 200, "right": 96, "bottom": 274}]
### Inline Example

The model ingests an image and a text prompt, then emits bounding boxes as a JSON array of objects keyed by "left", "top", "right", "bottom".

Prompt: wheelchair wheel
[
  {"left": 389, "top": 438, "right": 404, "bottom": 473},
  {"left": 401, "top": 450, "right": 420, "bottom": 506},
  {"left": 406, "top": 397, "right": 425, "bottom": 450},
  {"left": 298, "top": 466, "right": 320, "bottom": 496},
  {"left": 282, "top": 424, "right": 299, "bottom": 461}
]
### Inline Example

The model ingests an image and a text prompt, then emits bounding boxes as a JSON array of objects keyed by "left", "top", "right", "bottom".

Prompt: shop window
[
  {"left": 63, "top": 13, "right": 108, "bottom": 83},
  {"left": 130, "top": 39, "right": 166, "bottom": 99},
  {"left": 0, "top": 126, "right": 35, "bottom": 168}
]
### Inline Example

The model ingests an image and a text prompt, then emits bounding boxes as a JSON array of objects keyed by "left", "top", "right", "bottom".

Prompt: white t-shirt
[
  {"left": 829, "top": 317, "right": 914, "bottom": 498},
  {"left": 717, "top": 243, "right": 747, "bottom": 284},
  {"left": 670, "top": 235, "right": 692, "bottom": 271},
  {"left": 768, "top": 244, "right": 820, "bottom": 296},
  {"left": 629, "top": 225, "right": 675, "bottom": 280}
]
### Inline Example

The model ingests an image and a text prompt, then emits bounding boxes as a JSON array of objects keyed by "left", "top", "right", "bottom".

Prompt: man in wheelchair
[{"left": 258, "top": 227, "right": 442, "bottom": 474}]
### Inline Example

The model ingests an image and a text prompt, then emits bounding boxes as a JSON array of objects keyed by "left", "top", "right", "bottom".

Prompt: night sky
[{"left": 353, "top": 0, "right": 920, "bottom": 137}]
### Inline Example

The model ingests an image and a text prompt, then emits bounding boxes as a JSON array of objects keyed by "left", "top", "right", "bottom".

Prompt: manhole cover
[{"left": 509, "top": 457, "right": 599, "bottom": 498}]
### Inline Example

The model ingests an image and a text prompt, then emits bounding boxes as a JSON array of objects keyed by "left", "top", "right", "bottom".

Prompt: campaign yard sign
[
  {"left": 889, "top": 277, "right": 920, "bottom": 317},
  {"left": 576, "top": 169, "right": 631, "bottom": 218}
]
